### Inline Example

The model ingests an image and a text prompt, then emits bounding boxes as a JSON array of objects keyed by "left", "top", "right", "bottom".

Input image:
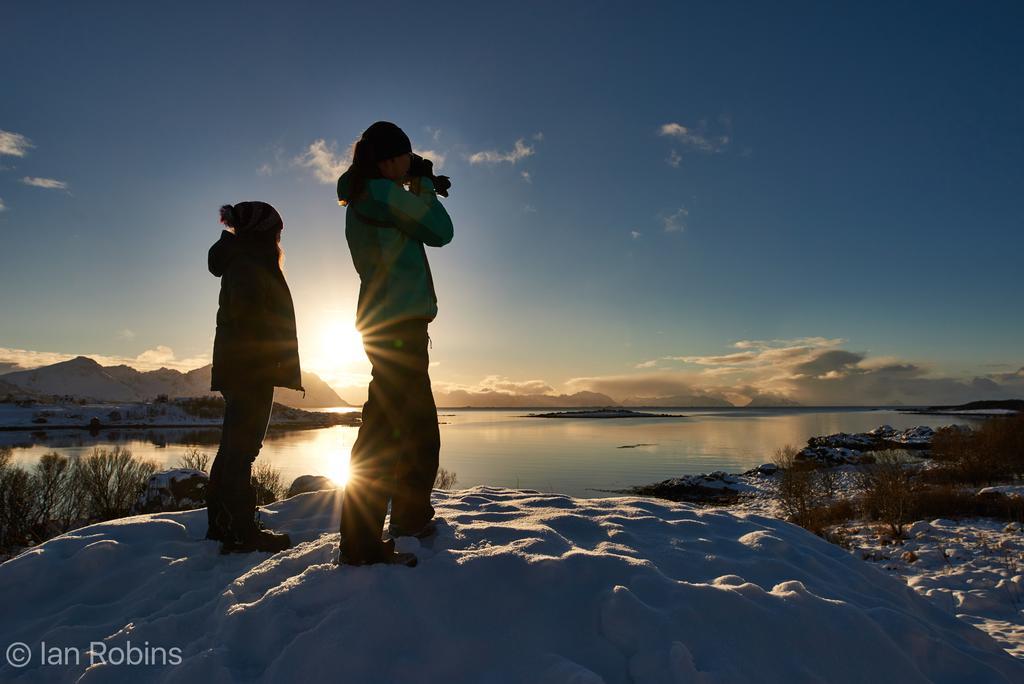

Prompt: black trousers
[
  {"left": 210, "top": 385, "right": 275, "bottom": 494},
  {"left": 340, "top": 319, "right": 440, "bottom": 558}
]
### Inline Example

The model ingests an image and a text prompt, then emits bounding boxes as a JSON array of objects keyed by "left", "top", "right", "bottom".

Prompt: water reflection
[{"left": 5, "top": 409, "right": 980, "bottom": 497}]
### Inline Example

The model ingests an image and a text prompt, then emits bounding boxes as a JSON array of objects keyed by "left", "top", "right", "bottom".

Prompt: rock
[
  {"left": 743, "top": 463, "right": 779, "bottom": 476},
  {"left": 629, "top": 471, "right": 756, "bottom": 504},
  {"left": 907, "top": 521, "right": 935, "bottom": 539},
  {"left": 134, "top": 468, "right": 208, "bottom": 513},
  {"left": 901, "top": 550, "right": 919, "bottom": 563},
  {"left": 286, "top": 475, "right": 338, "bottom": 498},
  {"left": 795, "top": 446, "right": 865, "bottom": 466}
]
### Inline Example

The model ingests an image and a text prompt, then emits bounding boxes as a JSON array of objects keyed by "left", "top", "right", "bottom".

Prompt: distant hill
[
  {"left": 924, "top": 399, "right": 1024, "bottom": 413},
  {"left": 0, "top": 357, "right": 350, "bottom": 408}
]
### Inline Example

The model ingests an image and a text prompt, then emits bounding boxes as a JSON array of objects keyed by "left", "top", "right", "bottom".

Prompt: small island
[{"left": 525, "top": 408, "right": 686, "bottom": 419}]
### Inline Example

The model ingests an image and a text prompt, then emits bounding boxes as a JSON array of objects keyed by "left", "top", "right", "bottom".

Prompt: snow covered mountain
[{"left": 0, "top": 357, "right": 349, "bottom": 408}]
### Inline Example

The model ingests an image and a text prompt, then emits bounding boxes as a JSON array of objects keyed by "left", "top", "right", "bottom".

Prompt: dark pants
[
  {"left": 210, "top": 385, "right": 275, "bottom": 494},
  {"left": 340, "top": 320, "right": 440, "bottom": 559}
]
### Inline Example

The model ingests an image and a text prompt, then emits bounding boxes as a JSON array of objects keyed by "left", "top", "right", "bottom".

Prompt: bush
[
  {"left": 251, "top": 461, "right": 284, "bottom": 505},
  {"left": 77, "top": 447, "right": 158, "bottom": 520},
  {"left": 773, "top": 445, "right": 821, "bottom": 528},
  {"left": 177, "top": 448, "right": 210, "bottom": 472},
  {"left": 858, "top": 450, "right": 917, "bottom": 538},
  {"left": 0, "top": 448, "right": 35, "bottom": 550},
  {"left": 31, "top": 452, "right": 85, "bottom": 533},
  {"left": 434, "top": 467, "right": 458, "bottom": 490},
  {"left": 929, "top": 416, "right": 1024, "bottom": 484}
]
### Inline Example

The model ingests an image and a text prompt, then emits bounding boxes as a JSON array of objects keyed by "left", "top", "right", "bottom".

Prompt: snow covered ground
[{"left": 2, "top": 488, "right": 1022, "bottom": 683}]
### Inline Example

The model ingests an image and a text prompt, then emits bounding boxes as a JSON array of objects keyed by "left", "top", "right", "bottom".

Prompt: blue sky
[{"left": 2, "top": 1, "right": 1022, "bottom": 405}]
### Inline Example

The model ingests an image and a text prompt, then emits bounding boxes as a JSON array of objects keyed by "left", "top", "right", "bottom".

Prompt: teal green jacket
[{"left": 337, "top": 170, "right": 454, "bottom": 334}]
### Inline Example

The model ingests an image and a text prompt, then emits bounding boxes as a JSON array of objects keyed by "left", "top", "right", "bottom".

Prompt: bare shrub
[
  {"left": 251, "top": 461, "right": 284, "bottom": 505},
  {"left": 0, "top": 448, "right": 35, "bottom": 550},
  {"left": 31, "top": 452, "right": 85, "bottom": 532},
  {"left": 859, "top": 450, "right": 916, "bottom": 538},
  {"left": 434, "top": 467, "right": 458, "bottom": 490},
  {"left": 78, "top": 447, "right": 158, "bottom": 519},
  {"left": 816, "top": 468, "right": 841, "bottom": 500},
  {"left": 929, "top": 416, "right": 1024, "bottom": 484},
  {"left": 773, "top": 445, "right": 821, "bottom": 528},
  {"left": 177, "top": 448, "right": 210, "bottom": 473}
]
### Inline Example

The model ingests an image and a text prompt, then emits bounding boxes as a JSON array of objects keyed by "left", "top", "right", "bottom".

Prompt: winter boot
[
  {"left": 387, "top": 517, "right": 439, "bottom": 541},
  {"left": 337, "top": 537, "right": 417, "bottom": 567},
  {"left": 205, "top": 483, "right": 229, "bottom": 542},
  {"left": 219, "top": 487, "right": 292, "bottom": 554}
]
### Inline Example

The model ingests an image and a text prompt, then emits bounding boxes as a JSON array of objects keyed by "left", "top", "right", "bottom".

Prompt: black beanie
[
  {"left": 361, "top": 121, "right": 412, "bottom": 162},
  {"left": 219, "top": 201, "right": 283, "bottom": 235}
]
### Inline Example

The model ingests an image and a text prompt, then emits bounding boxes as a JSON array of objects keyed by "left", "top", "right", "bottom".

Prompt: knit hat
[
  {"left": 219, "top": 201, "right": 283, "bottom": 235},
  {"left": 360, "top": 121, "right": 412, "bottom": 162}
]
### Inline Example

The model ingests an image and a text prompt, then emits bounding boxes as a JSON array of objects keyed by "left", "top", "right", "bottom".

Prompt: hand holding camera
[{"left": 408, "top": 153, "right": 452, "bottom": 197}]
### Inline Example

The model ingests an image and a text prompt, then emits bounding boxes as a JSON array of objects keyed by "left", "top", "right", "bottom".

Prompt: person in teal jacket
[{"left": 336, "top": 121, "right": 453, "bottom": 566}]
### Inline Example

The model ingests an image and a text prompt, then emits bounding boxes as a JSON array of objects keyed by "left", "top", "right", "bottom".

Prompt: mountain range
[{"left": 0, "top": 357, "right": 349, "bottom": 408}]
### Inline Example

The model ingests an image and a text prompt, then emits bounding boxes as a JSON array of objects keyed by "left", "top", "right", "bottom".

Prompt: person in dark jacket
[
  {"left": 335, "top": 121, "right": 454, "bottom": 566},
  {"left": 207, "top": 201, "right": 303, "bottom": 553}
]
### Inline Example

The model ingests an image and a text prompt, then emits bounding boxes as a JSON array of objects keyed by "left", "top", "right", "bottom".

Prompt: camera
[{"left": 408, "top": 154, "right": 452, "bottom": 197}]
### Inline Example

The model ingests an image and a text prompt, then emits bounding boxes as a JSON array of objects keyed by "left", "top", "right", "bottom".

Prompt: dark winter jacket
[
  {"left": 337, "top": 173, "right": 453, "bottom": 334},
  {"left": 208, "top": 231, "right": 303, "bottom": 391}
]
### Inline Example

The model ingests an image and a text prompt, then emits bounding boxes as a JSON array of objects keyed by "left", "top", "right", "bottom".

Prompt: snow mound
[{"left": 2, "top": 488, "right": 1021, "bottom": 683}]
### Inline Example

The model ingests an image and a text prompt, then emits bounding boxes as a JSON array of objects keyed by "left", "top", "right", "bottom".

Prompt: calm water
[{"left": 4, "top": 408, "right": 980, "bottom": 497}]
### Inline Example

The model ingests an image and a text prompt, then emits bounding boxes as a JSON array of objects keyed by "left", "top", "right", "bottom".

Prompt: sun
[{"left": 305, "top": 317, "right": 368, "bottom": 387}]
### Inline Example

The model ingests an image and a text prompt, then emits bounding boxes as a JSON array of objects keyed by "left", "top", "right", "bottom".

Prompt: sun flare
[{"left": 305, "top": 316, "right": 368, "bottom": 388}]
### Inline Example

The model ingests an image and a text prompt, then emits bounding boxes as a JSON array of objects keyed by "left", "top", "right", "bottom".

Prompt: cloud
[
  {"left": 630, "top": 230, "right": 642, "bottom": 239},
  {"left": 0, "top": 130, "right": 33, "bottom": 157},
  {"left": 791, "top": 350, "right": 865, "bottom": 377},
  {"left": 468, "top": 137, "right": 536, "bottom": 165},
  {"left": 0, "top": 345, "right": 210, "bottom": 373},
  {"left": 658, "top": 122, "right": 729, "bottom": 153},
  {"left": 521, "top": 170, "right": 532, "bottom": 183},
  {"left": 115, "top": 329, "right": 136, "bottom": 341},
  {"left": 523, "top": 204, "right": 537, "bottom": 213},
  {"left": 22, "top": 176, "right": 68, "bottom": 190},
  {"left": 426, "top": 126, "right": 442, "bottom": 142},
  {"left": 294, "top": 139, "right": 351, "bottom": 184},
  {"left": 633, "top": 359, "right": 659, "bottom": 369},
  {"left": 532, "top": 132, "right": 544, "bottom": 141},
  {"left": 476, "top": 375, "right": 555, "bottom": 395},
  {"left": 257, "top": 162, "right": 273, "bottom": 176},
  {"left": 666, "top": 149, "right": 682, "bottom": 168},
  {"left": 662, "top": 207, "right": 688, "bottom": 232},
  {"left": 0, "top": 198, "right": 5, "bottom": 212}
]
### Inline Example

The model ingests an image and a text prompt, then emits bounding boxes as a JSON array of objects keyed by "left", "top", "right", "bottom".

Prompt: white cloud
[
  {"left": 257, "top": 162, "right": 273, "bottom": 176},
  {"left": 0, "top": 130, "right": 33, "bottom": 157},
  {"left": 294, "top": 139, "right": 351, "bottom": 184},
  {"left": 666, "top": 149, "right": 682, "bottom": 167},
  {"left": 634, "top": 359, "right": 659, "bottom": 369},
  {"left": 662, "top": 207, "right": 688, "bottom": 232},
  {"left": 523, "top": 204, "right": 537, "bottom": 213},
  {"left": 0, "top": 198, "right": 5, "bottom": 212},
  {"left": 658, "top": 122, "right": 729, "bottom": 153},
  {"left": 426, "top": 126, "right": 442, "bottom": 142},
  {"left": 521, "top": 170, "right": 532, "bottom": 183},
  {"left": 115, "top": 329, "right": 136, "bottom": 341},
  {"left": 22, "top": 176, "right": 68, "bottom": 190},
  {"left": 532, "top": 132, "right": 544, "bottom": 141},
  {"left": 630, "top": 230, "right": 642, "bottom": 239},
  {"left": 0, "top": 345, "right": 210, "bottom": 373},
  {"left": 468, "top": 138, "right": 535, "bottom": 165}
]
